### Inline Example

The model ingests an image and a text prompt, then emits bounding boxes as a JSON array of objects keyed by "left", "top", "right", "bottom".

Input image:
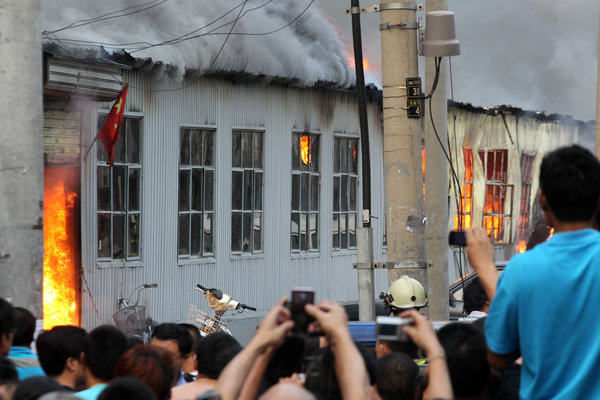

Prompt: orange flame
[
  {"left": 347, "top": 57, "right": 371, "bottom": 71},
  {"left": 515, "top": 240, "right": 527, "bottom": 254},
  {"left": 43, "top": 168, "right": 80, "bottom": 329},
  {"left": 454, "top": 149, "right": 473, "bottom": 230},
  {"left": 300, "top": 135, "right": 310, "bottom": 165}
]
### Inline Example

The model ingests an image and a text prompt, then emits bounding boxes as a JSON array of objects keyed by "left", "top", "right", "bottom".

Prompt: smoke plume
[
  {"left": 319, "top": 0, "right": 599, "bottom": 121},
  {"left": 41, "top": 0, "right": 355, "bottom": 87}
]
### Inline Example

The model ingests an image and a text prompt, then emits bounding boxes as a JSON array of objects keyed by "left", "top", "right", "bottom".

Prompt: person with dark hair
[
  {"left": 0, "top": 357, "right": 18, "bottom": 400},
  {"left": 178, "top": 323, "right": 201, "bottom": 381},
  {"left": 0, "top": 298, "right": 16, "bottom": 358},
  {"left": 150, "top": 323, "right": 193, "bottom": 387},
  {"left": 13, "top": 376, "right": 63, "bottom": 400},
  {"left": 437, "top": 323, "right": 490, "bottom": 400},
  {"left": 467, "top": 145, "right": 600, "bottom": 399},
  {"left": 97, "top": 377, "right": 158, "bottom": 400},
  {"left": 8, "top": 307, "right": 45, "bottom": 380},
  {"left": 114, "top": 344, "right": 177, "bottom": 400},
  {"left": 36, "top": 326, "right": 88, "bottom": 391},
  {"left": 375, "top": 352, "right": 419, "bottom": 400},
  {"left": 171, "top": 332, "right": 241, "bottom": 400},
  {"left": 75, "top": 325, "right": 127, "bottom": 400},
  {"left": 459, "top": 277, "right": 489, "bottom": 321}
]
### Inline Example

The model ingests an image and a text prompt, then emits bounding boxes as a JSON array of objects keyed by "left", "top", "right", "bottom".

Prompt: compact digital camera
[{"left": 376, "top": 316, "right": 412, "bottom": 341}]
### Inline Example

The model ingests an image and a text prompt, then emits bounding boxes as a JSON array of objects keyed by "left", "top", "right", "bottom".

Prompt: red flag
[{"left": 98, "top": 85, "right": 128, "bottom": 167}]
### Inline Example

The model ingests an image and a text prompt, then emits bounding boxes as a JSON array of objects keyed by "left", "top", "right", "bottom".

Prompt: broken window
[
  {"left": 97, "top": 116, "right": 141, "bottom": 261},
  {"left": 231, "top": 130, "right": 264, "bottom": 254},
  {"left": 454, "top": 148, "right": 474, "bottom": 230},
  {"left": 516, "top": 152, "right": 536, "bottom": 242},
  {"left": 291, "top": 133, "right": 320, "bottom": 252},
  {"left": 333, "top": 136, "right": 358, "bottom": 250},
  {"left": 479, "top": 149, "right": 513, "bottom": 243},
  {"left": 178, "top": 128, "right": 215, "bottom": 258}
]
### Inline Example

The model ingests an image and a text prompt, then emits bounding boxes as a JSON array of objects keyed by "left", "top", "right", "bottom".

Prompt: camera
[
  {"left": 448, "top": 230, "right": 467, "bottom": 247},
  {"left": 376, "top": 316, "right": 412, "bottom": 341},
  {"left": 290, "top": 287, "right": 315, "bottom": 332}
]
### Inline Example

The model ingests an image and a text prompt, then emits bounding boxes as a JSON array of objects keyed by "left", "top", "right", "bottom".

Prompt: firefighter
[{"left": 379, "top": 275, "right": 428, "bottom": 316}]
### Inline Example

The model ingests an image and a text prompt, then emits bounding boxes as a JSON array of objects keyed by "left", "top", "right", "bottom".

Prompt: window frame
[
  {"left": 516, "top": 152, "right": 536, "bottom": 241},
  {"left": 290, "top": 131, "right": 321, "bottom": 255},
  {"left": 230, "top": 129, "right": 265, "bottom": 257},
  {"left": 95, "top": 112, "right": 143, "bottom": 265},
  {"left": 177, "top": 126, "right": 216, "bottom": 261},
  {"left": 454, "top": 148, "right": 474, "bottom": 230},
  {"left": 332, "top": 135, "right": 359, "bottom": 252},
  {"left": 478, "top": 149, "right": 514, "bottom": 244}
]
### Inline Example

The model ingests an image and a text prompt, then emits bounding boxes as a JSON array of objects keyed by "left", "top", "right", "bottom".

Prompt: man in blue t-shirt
[{"left": 468, "top": 145, "right": 600, "bottom": 400}]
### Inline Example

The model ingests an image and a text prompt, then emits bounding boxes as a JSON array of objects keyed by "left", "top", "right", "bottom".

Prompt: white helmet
[{"left": 380, "top": 275, "right": 428, "bottom": 313}]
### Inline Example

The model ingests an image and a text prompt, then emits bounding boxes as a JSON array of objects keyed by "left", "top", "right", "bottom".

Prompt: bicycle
[
  {"left": 113, "top": 283, "right": 158, "bottom": 342},
  {"left": 187, "top": 283, "right": 256, "bottom": 336}
]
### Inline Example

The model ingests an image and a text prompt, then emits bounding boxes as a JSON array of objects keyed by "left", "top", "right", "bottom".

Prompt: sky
[{"left": 318, "top": 0, "right": 599, "bottom": 121}]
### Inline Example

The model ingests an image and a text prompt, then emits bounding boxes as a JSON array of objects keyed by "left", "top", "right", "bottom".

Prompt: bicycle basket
[
  {"left": 187, "top": 304, "right": 228, "bottom": 336},
  {"left": 113, "top": 305, "right": 147, "bottom": 336}
]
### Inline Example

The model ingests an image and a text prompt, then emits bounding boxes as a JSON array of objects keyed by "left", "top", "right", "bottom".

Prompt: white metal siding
[{"left": 80, "top": 71, "right": 388, "bottom": 330}]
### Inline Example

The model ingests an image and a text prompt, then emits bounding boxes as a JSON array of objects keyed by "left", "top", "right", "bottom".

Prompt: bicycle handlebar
[
  {"left": 237, "top": 304, "right": 257, "bottom": 311},
  {"left": 196, "top": 284, "right": 256, "bottom": 312}
]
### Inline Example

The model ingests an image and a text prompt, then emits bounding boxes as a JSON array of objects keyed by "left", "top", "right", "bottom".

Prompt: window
[
  {"left": 291, "top": 133, "right": 319, "bottom": 252},
  {"left": 333, "top": 137, "right": 358, "bottom": 250},
  {"left": 454, "top": 149, "right": 474, "bottom": 230},
  {"left": 231, "top": 130, "right": 263, "bottom": 254},
  {"left": 97, "top": 116, "right": 141, "bottom": 261},
  {"left": 479, "top": 150, "right": 513, "bottom": 243},
  {"left": 178, "top": 128, "right": 215, "bottom": 258},
  {"left": 516, "top": 153, "right": 536, "bottom": 241}
]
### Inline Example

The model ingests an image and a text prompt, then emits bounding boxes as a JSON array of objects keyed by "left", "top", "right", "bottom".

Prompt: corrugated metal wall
[{"left": 80, "top": 70, "right": 389, "bottom": 331}]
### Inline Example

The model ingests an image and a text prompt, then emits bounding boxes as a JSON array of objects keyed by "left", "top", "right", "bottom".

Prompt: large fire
[{"left": 43, "top": 168, "right": 80, "bottom": 329}]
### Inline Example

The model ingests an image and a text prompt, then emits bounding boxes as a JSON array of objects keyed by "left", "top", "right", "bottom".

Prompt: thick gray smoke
[
  {"left": 320, "top": 0, "right": 599, "bottom": 121},
  {"left": 41, "top": 0, "right": 355, "bottom": 87}
]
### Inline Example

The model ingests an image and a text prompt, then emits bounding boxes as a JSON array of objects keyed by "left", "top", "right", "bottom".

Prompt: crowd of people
[{"left": 0, "top": 143, "right": 598, "bottom": 400}]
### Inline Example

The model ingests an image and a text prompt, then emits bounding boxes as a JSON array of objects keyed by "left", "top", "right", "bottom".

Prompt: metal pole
[
  {"left": 0, "top": 0, "right": 44, "bottom": 315},
  {"left": 350, "top": 0, "right": 375, "bottom": 321},
  {"left": 381, "top": 1, "right": 428, "bottom": 290},
  {"left": 424, "top": 0, "right": 450, "bottom": 321}
]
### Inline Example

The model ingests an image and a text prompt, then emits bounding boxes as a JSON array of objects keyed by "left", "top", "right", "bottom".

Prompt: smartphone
[
  {"left": 290, "top": 287, "right": 315, "bottom": 331},
  {"left": 448, "top": 230, "right": 467, "bottom": 247}
]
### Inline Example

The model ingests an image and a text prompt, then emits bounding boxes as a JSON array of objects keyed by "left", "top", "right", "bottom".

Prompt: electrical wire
[
  {"left": 43, "top": 0, "right": 169, "bottom": 35},
  {"left": 424, "top": 55, "right": 467, "bottom": 300}
]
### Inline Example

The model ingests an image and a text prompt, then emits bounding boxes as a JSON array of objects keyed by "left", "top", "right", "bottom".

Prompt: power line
[{"left": 43, "top": 0, "right": 169, "bottom": 35}]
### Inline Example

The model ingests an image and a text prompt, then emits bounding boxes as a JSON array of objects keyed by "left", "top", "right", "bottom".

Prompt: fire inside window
[
  {"left": 291, "top": 133, "right": 320, "bottom": 252},
  {"left": 479, "top": 149, "right": 513, "bottom": 243},
  {"left": 178, "top": 128, "right": 215, "bottom": 258},
  {"left": 231, "top": 130, "right": 264, "bottom": 254},
  {"left": 333, "top": 137, "right": 359, "bottom": 250},
  {"left": 516, "top": 152, "right": 536, "bottom": 250},
  {"left": 454, "top": 148, "right": 474, "bottom": 230},
  {"left": 97, "top": 115, "right": 142, "bottom": 261}
]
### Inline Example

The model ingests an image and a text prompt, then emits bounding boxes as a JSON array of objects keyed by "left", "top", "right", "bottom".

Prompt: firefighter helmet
[{"left": 380, "top": 275, "right": 428, "bottom": 314}]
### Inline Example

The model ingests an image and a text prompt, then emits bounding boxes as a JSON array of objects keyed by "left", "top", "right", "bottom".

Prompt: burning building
[{"left": 447, "top": 101, "right": 594, "bottom": 280}]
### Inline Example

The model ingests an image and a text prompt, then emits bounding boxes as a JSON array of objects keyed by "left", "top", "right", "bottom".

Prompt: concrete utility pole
[
  {"left": 424, "top": 0, "right": 449, "bottom": 320},
  {"left": 0, "top": 0, "right": 44, "bottom": 316},
  {"left": 380, "top": 1, "right": 428, "bottom": 289}
]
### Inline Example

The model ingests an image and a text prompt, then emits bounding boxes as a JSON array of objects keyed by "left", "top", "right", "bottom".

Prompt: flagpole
[{"left": 82, "top": 134, "right": 100, "bottom": 162}]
